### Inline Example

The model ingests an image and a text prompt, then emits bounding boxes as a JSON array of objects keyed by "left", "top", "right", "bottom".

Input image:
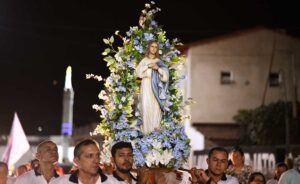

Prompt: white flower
[
  {"left": 118, "top": 104, "right": 123, "bottom": 109},
  {"left": 115, "top": 53, "right": 123, "bottom": 62},
  {"left": 92, "top": 104, "right": 101, "bottom": 111},
  {"left": 145, "top": 152, "right": 154, "bottom": 167},
  {"left": 145, "top": 150, "right": 161, "bottom": 167},
  {"left": 145, "top": 3, "right": 151, "bottom": 8},
  {"left": 121, "top": 96, "right": 126, "bottom": 102},
  {"left": 153, "top": 150, "right": 161, "bottom": 166},
  {"left": 86, "top": 74, "right": 92, "bottom": 79},
  {"left": 123, "top": 37, "right": 129, "bottom": 44},
  {"left": 114, "top": 74, "right": 121, "bottom": 81},
  {"left": 115, "top": 30, "right": 119, "bottom": 35},
  {"left": 100, "top": 109, "right": 107, "bottom": 116},
  {"left": 159, "top": 150, "right": 174, "bottom": 165},
  {"left": 104, "top": 77, "right": 112, "bottom": 87},
  {"left": 152, "top": 140, "right": 162, "bottom": 149},
  {"left": 98, "top": 90, "right": 108, "bottom": 100},
  {"left": 100, "top": 138, "right": 114, "bottom": 164},
  {"left": 86, "top": 74, "right": 103, "bottom": 81}
]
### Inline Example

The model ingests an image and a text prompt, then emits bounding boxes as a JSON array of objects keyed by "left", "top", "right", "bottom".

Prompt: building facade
[{"left": 183, "top": 27, "right": 300, "bottom": 147}]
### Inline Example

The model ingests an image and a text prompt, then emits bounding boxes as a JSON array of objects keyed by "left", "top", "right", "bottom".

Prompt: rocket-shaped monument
[{"left": 61, "top": 66, "right": 74, "bottom": 161}]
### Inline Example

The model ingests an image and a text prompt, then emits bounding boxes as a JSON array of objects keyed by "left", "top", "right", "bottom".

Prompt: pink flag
[{"left": 1, "top": 113, "right": 30, "bottom": 168}]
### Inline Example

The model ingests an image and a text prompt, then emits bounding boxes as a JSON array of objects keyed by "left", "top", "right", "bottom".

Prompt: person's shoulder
[
  {"left": 266, "top": 179, "right": 277, "bottom": 184},
  {"left": 7, "top": 177, "right": 16, "bottom": 184},
  {"left": 101, "top": 174, "right": 119, "bottom": 184},
  {"left": 52, "top": 174, "right": 73, "bottom": 184},
  {"left": 15, "top": 170, "right": 34, "bottom": 182},
  {"left": 224, "top": 174, "right": 239, "bottom": 184},
  {"left": 283, "top": 168, "right": 298, "bottom": 176}
]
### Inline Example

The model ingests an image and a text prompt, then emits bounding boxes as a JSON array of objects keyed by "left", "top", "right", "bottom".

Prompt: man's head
[
  {"left": 73, "top": 139, "right": 100, "bottom": 176},
  {"left": 274, "top": 162, "right": 288, "bottom": 180},
  {"left": 0, "top": 162, "right": 8, "bottom": 183},
  {"left": 111, "top": 141, "right": 133, "bottom": 173},
  {"left": 36, "top": 140, "right": 58, "bottom": 165},
  {"left": 206, "top": 147, "right": 229, "bottom": 177}
]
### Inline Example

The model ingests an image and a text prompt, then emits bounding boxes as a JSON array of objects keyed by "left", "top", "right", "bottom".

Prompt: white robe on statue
[{"left": 136, "top": 57, "right": 168, "bottom": 134}]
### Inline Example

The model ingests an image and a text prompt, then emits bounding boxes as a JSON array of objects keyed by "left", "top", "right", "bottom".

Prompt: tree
[{"left": 233, "top": 101, "right": 300, "bottom": 145}]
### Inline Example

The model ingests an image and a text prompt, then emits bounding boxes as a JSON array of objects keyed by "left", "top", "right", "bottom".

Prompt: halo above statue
[{"left": 88, "top": 1, "right": 191, "bottom": 168}]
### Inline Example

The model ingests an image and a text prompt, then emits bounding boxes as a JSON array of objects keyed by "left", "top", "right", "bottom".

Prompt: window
[
  {"left": 269, "top": 72, "right": 281, "bottom": 87},
  {"left": 220, "top": 71, "right": 233, "bottom": 84}
]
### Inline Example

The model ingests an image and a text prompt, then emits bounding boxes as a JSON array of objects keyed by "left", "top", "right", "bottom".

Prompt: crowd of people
[{"left": 0, "top": 140, "right": 299, "bottom": 184}]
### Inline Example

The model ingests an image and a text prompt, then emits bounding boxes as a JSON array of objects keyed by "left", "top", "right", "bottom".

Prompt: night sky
[{"left": 0, "top": 0, "right": 299, "bottom": 135}]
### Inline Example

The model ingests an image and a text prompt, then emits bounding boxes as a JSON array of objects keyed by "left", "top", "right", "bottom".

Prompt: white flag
[{"left": 1, "top": 113, "right": 30, "bottom": 168}]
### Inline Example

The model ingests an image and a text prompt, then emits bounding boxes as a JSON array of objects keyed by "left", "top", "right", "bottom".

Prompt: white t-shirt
[
  {"left": 7, "top": 176, "right": 16, "bottom": 184},
  {"left": 15, "top": 169, "right": 60, "bottom": 184},
  {"left": 53, "top": 169, "right": 108, "bottom": 184},
  {"left": 215, "top": 174, "right": 239, "bottom": 184},
  {"left": 104, "top": 172, "right": 137, "bottom": 184}
]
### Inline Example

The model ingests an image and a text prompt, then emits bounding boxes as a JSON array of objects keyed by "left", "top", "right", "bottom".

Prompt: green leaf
[
  {"left": 103, "top": 56, "right": 116, "bottom": 66},
  {"left": 103, "top": 38, "right": 110, "bottom": 44},
  {"left": 109, "top": 36, "right": 114, "bottom": 43},
  {"left": 102, "top": 48, "right": 111, "bottom": 55}
]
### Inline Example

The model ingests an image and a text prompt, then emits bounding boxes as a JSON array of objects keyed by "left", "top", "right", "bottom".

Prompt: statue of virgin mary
[{"left": 136, "top": 40, "right": 169, "bottom": 134}]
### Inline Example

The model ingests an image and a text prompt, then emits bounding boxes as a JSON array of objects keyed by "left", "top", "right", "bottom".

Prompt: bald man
[{"left": 15, "top": 140, "right": 61, "bottom": 184}]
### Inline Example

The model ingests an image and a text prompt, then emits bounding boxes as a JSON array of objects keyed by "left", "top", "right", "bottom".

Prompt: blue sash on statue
[{"left": 151, "top": 60, "right": 169, "bottom": 111}]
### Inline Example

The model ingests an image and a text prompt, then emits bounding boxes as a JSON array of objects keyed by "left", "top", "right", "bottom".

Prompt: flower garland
[{"left": 88, "top": 1, "right": 191, "bottom": 168}]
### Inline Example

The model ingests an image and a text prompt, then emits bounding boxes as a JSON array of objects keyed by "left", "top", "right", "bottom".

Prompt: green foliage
[{"left": 234, "top": 101, "right": 300, "bottom": 145}]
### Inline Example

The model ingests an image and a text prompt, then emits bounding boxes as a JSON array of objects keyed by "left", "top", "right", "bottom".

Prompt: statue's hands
[{"left": 148, "top": 63, "right": 159, "bottom": 70}]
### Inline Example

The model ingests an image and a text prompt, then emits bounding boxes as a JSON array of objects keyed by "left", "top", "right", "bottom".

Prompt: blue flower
[
  {"left": 162, "top": 140, "right": 172, "bottom": 149},
  {"left": 133, "top": 38, "right": 139, "bottom": 45},
  {"left": 151, "top": 20, "right": 157, "bottom": 26},
  {"left": 126, "top": 61, "right": 135, "bottom": 69},
  {"left": 135, "top": 45, "right": 144, "bottom": 53},
  {"left": 133, "top": 149, "right": 145, "bottom": 166},
  {"left": 112, "top": 120, "right": 128, "bottom": 130},
  {"left": 130, "top": 130, "right": 139, "bottom": 138},
  {"left": 139, "top": 143, "right": 149, "bottom": 154},
  {"left": 165, "top": 41, "right": 170, "bottom": 47},
  {"left": 115, "top": 86, "right": 126, "bottom": 92},
  {"left": 126, "top": 27, "right": 134, "bottom": 37},
  {"left": 143, "top": 33, "right": 154, "bottom": 41}
]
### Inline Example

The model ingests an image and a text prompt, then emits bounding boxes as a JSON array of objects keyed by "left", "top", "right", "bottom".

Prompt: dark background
[{"left": 0, "top": 0, "right": 299, "bottom": 135}]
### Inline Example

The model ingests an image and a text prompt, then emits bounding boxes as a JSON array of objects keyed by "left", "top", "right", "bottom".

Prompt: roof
[{"left": 178, "top": 26, "right": 300, "bottom": 53}]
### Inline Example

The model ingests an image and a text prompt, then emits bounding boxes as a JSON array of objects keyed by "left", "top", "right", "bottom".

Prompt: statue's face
[{"left": 149, "top": 42, "right": 158, "bottom": 55}]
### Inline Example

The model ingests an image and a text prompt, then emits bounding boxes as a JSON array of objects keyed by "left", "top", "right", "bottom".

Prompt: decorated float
[{"left": 87, "top": 2, "right": 193, "bottom": 183}]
